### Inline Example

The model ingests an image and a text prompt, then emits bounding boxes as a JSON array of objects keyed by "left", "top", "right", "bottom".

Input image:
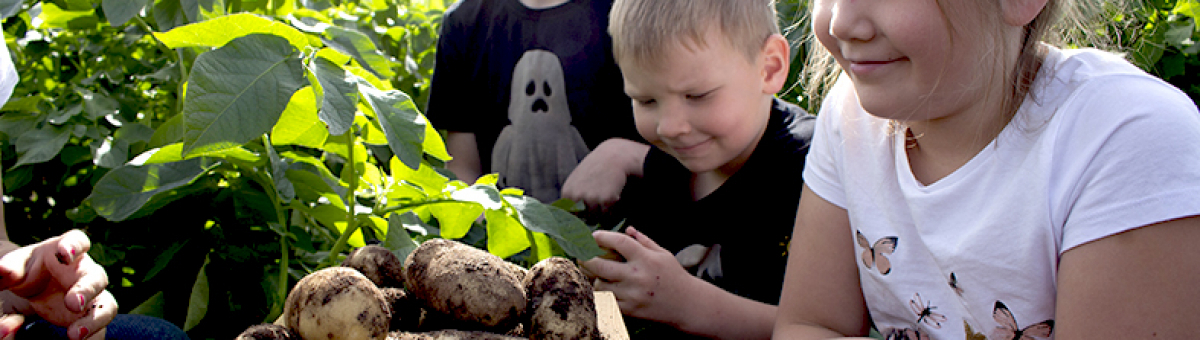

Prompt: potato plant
[
  {"left": 0, "top": 1, "right": 606, "bottom": 339},
  {"left": 0, "top": 1, "right": 1193, "bottom": 339}
]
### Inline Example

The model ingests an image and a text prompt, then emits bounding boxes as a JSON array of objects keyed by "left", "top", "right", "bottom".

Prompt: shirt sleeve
[
  {"left": 801, "top": 76, "right": 852, "bottom": 209},
  {"left": 423, "top": 3, "right": 478, "bottom": 133},
  {"left": 1058, "top": 75, "right": 1200, "bottom": 253}
]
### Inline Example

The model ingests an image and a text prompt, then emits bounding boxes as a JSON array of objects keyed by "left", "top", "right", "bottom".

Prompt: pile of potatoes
[{"left": 236, "top": 238, "right": 602, "bottom": 340}]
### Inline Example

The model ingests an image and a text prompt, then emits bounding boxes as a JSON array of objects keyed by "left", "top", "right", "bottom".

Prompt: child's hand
[
  {"left": 580, "top": 227, "right": 699, "bottom": 326},
  {"left": 0, "top": 230, "right": 116, "bottom": 340},
  {"left": 561, "top": 138, "right": 649, "bottom": 216}
]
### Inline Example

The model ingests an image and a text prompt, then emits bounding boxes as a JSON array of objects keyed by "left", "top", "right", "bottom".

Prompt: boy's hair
[
  {"left": 609, "top": 0, "right": 780, "bottom": 69},
  {"left": 801, "top": 0, "right": 1135, "bottom": 119}
]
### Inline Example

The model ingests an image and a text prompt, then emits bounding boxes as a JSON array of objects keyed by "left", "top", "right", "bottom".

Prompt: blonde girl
[{"left": 774, "top": 0, "right": 1200, "bottom": 338}]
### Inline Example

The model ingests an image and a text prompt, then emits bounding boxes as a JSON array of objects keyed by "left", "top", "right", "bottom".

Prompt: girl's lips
[{"left": 847, "top": 57, "right": 907, "bottom": 77}]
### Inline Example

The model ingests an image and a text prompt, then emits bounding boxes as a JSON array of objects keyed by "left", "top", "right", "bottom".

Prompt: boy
[
  {"left": 578, "top": 1, "right": 815, "bottom": 339},
  {"left": 424, "top": 0, "right": 644, "bottom": 203}
]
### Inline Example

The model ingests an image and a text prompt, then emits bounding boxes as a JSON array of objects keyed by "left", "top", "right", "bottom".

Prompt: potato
[
  {"left": 524, "top": 257, "right": 600, "bottom": 340},
  {"left": 381, "top": 287, "right": 425, "bottom": 331},
  {"left": 343, "top": 245, "right": 406, "bottom": 288},
  {"left": 403, "top": 238, "right": 528, "bottom": 331},
  {"left": 284, "top": 267, "right": 392, "bottom": 340},
  {"left": 236, "top": 323, "right": 301, "bottom": 340},
  {"left": 386, "top": 329, "right": 526, "bottom": 340}
]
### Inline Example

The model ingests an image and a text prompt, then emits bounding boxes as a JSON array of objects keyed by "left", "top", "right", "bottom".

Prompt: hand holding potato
[
  {"left": 580, "top": 227, "right": 701, "bottom": 327},
  {"left": 0, "top": 229, "right": 116, "bottom": 340}
]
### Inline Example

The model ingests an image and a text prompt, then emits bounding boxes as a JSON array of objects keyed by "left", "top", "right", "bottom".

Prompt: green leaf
[
  {"left": 505, "top": 195, "right": 605, "bottom": 260},
  {"left": 287, "top": 168, "right": 345, "bottom": 208},
  {"left": 385, "top": 212, "right": 423, "bottom": 262},
  {"left": 128, "top": 291, "right": 167, "bottom": 318},
  {"left": 390, "top": 156, "right": 447, "bottom": 195},
  {"left": 310, "top": 57, "right": 359, "bottom": 136},
  {"left": 85, "top": 158, "right": 209, "bottom": 221},
  {"left": 152, "top": 0, "right": 188, "bottom": 32},
  {"left": 429, "top": 202, "right": 483, "bottom": 239},
  {"left": 450, "top": 184, "right": 503, "bottom": 210},
  {"left": 79, "top": 88, "right": 120, "bottom": 121},
  {"left": 183, "top": 255, "right": 210, "bottom": 331},
  {"left": 0, "top": 0, "right": 22, "bottom": 20},
  {"left": 181, "top": 34, "right": 306, "bottom": 157},
  {"left": 14, "top": 124, "right": 71, "bottom": 167},
  {"left": 92, "top": 137, "right": 129, "bottom": 168},
  {"left": 323, "top": 26, "right": 395, "bottom": 80},
  {"left": 422, "top": 121, "right": 451, "bottom": 162},
  {"left": 358, "top": 85, "right": 424, "bottom": 171},
  {"left": 149, "top": 114, "right": 186, "bottom": 148},
  {"left": 484, "top": 208, "right": 530, "bottom": 259},
  {"left": 103, "top": 0, "right": 151, "bottom": 26},
  {"left": 37, "top": 3, "right": 99, "bottom": 29},
  {"left": 272, "top": 86, "right": 329, "bottom": 148},
  {"left": 154, "top": 12, "right": 312, "bottom": 50},
  {"left": 144, "top": 241, "right": 189, "bottom": 281}
]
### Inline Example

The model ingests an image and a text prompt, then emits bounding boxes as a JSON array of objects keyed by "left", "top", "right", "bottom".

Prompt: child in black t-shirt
[{"left": 577, "top": 1, "right": 815, "bottom": 339}]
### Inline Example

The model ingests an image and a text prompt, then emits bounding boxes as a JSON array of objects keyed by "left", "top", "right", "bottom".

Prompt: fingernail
[
  {"left": 77, "top": 294, "right": 86, "bottom": 311},
  {"left": 79, "top": 326, "right": 89, "bottom": 339}
]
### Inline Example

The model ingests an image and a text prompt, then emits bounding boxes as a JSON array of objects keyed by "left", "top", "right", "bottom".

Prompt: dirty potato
[
  {"left": 343, "top": 245, "right": 406, "bottom": 288},
  {"left": 284, "top": 267, "right": 392, "bottom": 340},
  {"left": 403, "top": 238, "right": 528, "bottom": 331},
  {"left": 236, "top": 323, "right": 301, "bottom": 340},
  {"left": 524, "top": 257, "right": 600, "bottom": 340},
  {"left": 386, "top": 329, "right": 526, "bottom": 340},
  {"left": 381, "top": 287, "right": 425, "bottom": 331}
]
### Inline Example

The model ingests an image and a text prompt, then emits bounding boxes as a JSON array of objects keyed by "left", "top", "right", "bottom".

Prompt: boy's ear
[
  {"left": 759, "top": 34, "right": 789, "bottom": 94},
  {"left": 1001, "top": 0, "right": 1049, "bottom": 27}
]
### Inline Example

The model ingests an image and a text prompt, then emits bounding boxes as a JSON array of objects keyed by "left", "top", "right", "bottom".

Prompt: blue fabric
[{"left": 17, "top": 314, "right": 189, "bottom": 340}]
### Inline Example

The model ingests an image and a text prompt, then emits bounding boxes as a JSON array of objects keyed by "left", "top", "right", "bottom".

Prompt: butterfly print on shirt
[
  {"left": 992, "top": 300, "right": 1054, "bottom": 340},
  {"left": 855, "top": 230, "right": 898, "bottom": 275},
  {"left": 949, "top": 272, "right": 964, "bottom": 296},
  {"left": 909, "top": 292, "right": 947, "bottom": 329},
  {"left": 883, "top": 327, "right": 929, "bottom": 340}
]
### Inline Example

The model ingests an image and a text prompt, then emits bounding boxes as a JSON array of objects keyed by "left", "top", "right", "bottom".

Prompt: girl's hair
[
  {"left": 801, "top": 0, "right": 1137, "bottom": 119},
  {"left": 609, "top": 0, "right": 780, "bottom": 70}
]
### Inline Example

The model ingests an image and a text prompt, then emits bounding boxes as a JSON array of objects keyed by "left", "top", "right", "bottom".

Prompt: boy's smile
[{"left": 620, "top": 28, "right": 777, "bottom": 178}]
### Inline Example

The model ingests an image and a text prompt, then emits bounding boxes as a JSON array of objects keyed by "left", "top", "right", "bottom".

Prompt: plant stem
[{"left": 322, "top": 130, "right": 360, "bottom": 267}]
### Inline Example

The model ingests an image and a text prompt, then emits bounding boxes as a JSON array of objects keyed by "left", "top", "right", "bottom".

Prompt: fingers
[
  {"left": 66, "top": 290, "right": 116, "bottom": 340},
  {"left": 41, "top": 231, "right": 106, "bottom": 314},
  {"left": 624, "top": 227, "right": 668, "bottom": 253},
  {"left": 0, "top": 313, "right": 25, "bottom": 340}
]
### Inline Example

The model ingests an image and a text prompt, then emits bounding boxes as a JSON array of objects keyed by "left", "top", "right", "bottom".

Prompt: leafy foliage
[
  {"left": 0, "top": 1, "right": 602, "bottom": 339},
  {"left": 0, "top": 1, "right": 1195, "bottom": 340}
]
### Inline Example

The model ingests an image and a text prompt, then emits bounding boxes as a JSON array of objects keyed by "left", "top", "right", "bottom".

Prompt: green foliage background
[{"left": 0, "top": 1, "right": 1194, "bottom": 339}]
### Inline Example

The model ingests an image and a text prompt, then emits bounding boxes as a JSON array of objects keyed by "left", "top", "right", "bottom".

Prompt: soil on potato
[
  {"left": 387, "top": 329, "right": 526, "bottom": 340},
  {"left": 343, "top": 245, "right": 406, "bottom": 288},
  {"left": 404, "top": 239, "right": 527, "bottom": 331},
  {"left": 525, "top": 257, "right": 601, "bottom": 340},
  {"left": 237, "top": 324, "right": 301, "bottom": 340}
]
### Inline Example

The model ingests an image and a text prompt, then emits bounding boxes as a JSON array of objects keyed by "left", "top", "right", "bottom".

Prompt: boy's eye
[
  {"left": 686, "top": 90, "right": 714, "bottom": 100},
  {"left": 633, "top": 98, "right": 656, "bottom": 106}
]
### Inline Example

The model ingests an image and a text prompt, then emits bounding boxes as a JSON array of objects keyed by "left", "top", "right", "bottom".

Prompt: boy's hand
[
  {"left": 580, "top": 227, "right": 699, "bottom": 326},
  {"left": 0, "top": 230, "right": 116, "bottom": 340},
  {"left": 561, "top": 138, "right": 649, "bottom": 215}
]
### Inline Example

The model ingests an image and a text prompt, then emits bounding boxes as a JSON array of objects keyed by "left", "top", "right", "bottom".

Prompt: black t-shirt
[
  {"left": 424, "top": 0, "right": 640, "bottom": 174},
  {"left": 616, "top": 98, "right": 816, "bottom": 306}
]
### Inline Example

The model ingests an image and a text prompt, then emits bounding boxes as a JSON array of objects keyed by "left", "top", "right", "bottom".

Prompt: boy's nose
[
  {"left": 656, "top": 105, "right": 691, "bottom": 138},
  {"left": 828, "top": 0, "right": 875, "bottom": 42}
]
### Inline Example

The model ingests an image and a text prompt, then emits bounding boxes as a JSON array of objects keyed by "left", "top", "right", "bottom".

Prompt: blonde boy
[{"left": 575, "top": 1, "right": 816, "bottom": 339}]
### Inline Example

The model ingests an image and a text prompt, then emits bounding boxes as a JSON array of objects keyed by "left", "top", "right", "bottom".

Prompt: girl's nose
[{"left": 828, "top": 0, "right": 875, "bottom": 42}]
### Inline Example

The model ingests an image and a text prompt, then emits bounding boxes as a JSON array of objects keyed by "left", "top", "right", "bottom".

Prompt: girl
[{"left": 773, "top": 0, "right": 1200, "bottom": 339}]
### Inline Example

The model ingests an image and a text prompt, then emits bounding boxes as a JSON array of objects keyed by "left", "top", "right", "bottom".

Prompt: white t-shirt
[{"left": 803, "top": 47, "right": 1200, "bottom": 339}]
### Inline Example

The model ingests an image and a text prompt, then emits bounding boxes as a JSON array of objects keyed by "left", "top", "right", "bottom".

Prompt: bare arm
[
  {"left": 444, "top": 131, "right": 482, "bottom": 183},
  {"left": 561, "top": 138, "right": 650, "bottom": 212},
  {"left": 1054, "top": 215, "right": 1200, "bottom": 339},
  {"left": 773, "top": 185, "right": 871, "bottom": 339}
]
